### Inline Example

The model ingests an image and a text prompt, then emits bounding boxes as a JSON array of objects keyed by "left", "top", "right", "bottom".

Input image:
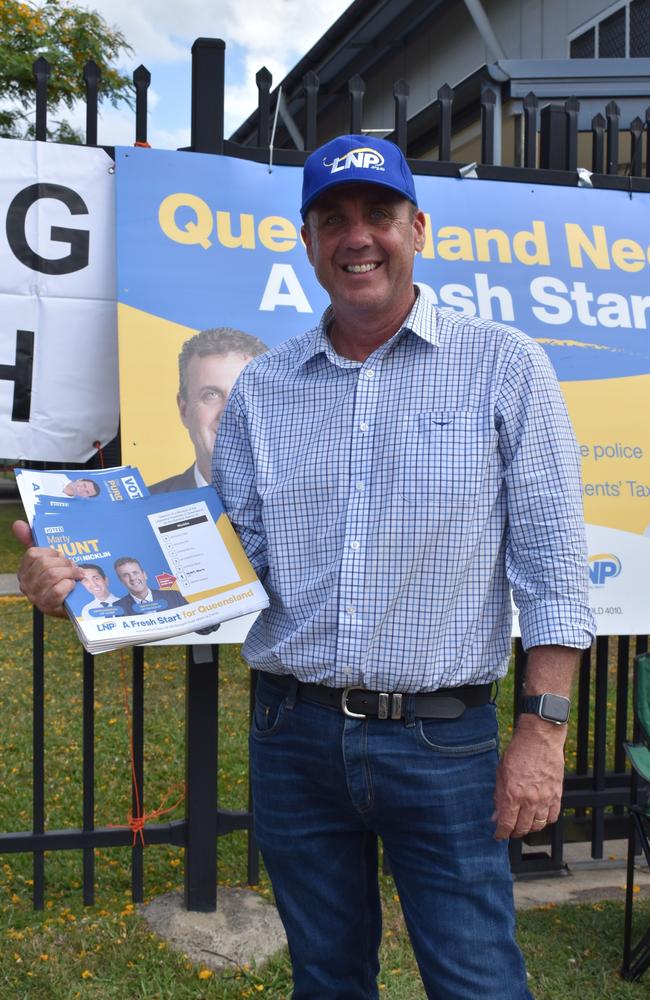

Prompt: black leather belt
[{"left": 263, "top": 673, "right": 492, "bottom": 720}]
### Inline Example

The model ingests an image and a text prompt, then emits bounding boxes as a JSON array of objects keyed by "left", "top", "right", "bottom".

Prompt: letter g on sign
[{"left": 6, "top": 183, "right": 90, "bottom": 275}]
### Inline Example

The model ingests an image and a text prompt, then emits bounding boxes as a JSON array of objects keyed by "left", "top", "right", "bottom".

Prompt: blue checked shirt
[{"left": 214, "top": 290, "right": 595, "bottom": 692}]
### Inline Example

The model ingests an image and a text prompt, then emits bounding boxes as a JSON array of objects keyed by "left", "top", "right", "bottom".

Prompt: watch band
[{"left": 520, "top": 692, "right": 571, "bottom": 725}]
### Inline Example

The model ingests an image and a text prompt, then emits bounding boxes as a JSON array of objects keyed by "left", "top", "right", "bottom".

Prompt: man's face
[
  {"left": 301, "top": 183, "right": 425, "bottom": 321},
  {"left": 178, "top": 352, "right": 253, "bottom": 482},
  {"left": 80, "top": 568, "right": 110, "bottom": 600},
  {"left": 66, "top": 479, "right": 98, "bottom": 498},
  {"left": 116, "top": 561, "right": 148, "bottom": 599}
]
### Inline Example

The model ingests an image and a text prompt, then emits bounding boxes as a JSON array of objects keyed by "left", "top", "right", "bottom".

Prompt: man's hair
[
  {"left": 78, "top": 478, "right": 101, "bottom": 496},
  {"left": 114, "top": 556, "right": 143, "bottom": 574},
  {"left": 77, "top": 562, "right": 107, "bottom": 578},
  {"left": 178, "top": 328, "right": 268, "bottom": 400}
]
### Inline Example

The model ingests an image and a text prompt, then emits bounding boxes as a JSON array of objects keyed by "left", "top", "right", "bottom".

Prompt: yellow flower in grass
[{"left": 198, "top": 968, "right": 213, "bottom": 979}]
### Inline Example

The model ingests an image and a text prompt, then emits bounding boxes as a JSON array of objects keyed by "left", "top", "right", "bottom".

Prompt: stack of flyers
[
  {"left": 15, "top": 466, "right": 150, "bottom": 525},
  {"left": 16, "top": 467, "right": 269, "bottom": 654}
]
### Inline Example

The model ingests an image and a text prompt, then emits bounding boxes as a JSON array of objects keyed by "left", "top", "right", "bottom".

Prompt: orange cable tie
[{"left": 107, "top": 655, "right": 186, "bottom": 846}]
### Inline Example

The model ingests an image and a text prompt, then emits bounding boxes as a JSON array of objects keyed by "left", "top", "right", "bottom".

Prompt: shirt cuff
[{"left": 518, "top": 600, "right": 596, "bottom": 652}]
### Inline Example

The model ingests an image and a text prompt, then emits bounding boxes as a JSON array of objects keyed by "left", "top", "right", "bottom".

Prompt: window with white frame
[{"left": 569, "top": 0, "right": 650, "bottom": 57}]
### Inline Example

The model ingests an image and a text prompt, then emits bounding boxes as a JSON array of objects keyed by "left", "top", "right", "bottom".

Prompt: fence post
[
  {"left": 32, "top": 609, "right": 45, "bottom": 910},
  {"left": 82, "top": 650, "right": 95, "bottom": 906},
  {"left": 522, "top": 92, "right": 538, "bottom": 168},
  {"left": 629, "top": 116, "right": 643, "bottom": 177},
  {"left": 606, "top": 100, "right": 620, "bottom": 175},
  {"left": 191, "top": 38, "right": 225, "bottom": 154},
  {"left": 83, "top": 60, "right": 100, "bottom": 146},
  {"left": 591, "top": 113, "right": 606, "bottom": 173},
  {"left": 32, "top": 57, "right": 50, "bottom": 142},
  {"left": 565, "top": 97, "right": 579, "bottom": 171},
  {"left": 184, "top": 643, "right": 218, "bottom": 911},
  {"left": 539, "top": 104, "right": 566, "bottom": 169},
  {"left": 256, "top": 67, "right": 272, "bottom": 149},
  {"left": 131, "top": 647, "right": 145, "bottom": 902},
  {"left": 133, "top": 65, "right": 151, "bottom": 145}
]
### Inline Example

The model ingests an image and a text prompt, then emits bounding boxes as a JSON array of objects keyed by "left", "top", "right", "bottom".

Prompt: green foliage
[
  {"left": 0, "top": 501, "right": 24, "bottom": 573},
  {"left": 0, "top": 0, "right": 133, "bottom": 142}
]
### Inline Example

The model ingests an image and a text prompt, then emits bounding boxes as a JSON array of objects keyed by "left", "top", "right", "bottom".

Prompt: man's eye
[{"left": 202, "top": 390, "right": 222, "bottom": 402}]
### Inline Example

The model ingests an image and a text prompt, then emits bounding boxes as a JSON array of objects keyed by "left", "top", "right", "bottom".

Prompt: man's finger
[{"left": 12, "top": 519, "right": 33, "bottom": 548}]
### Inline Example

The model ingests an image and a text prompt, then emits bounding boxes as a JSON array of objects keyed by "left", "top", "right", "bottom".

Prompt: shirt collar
[{"left": 297, "top": 284, "right": 439, "bottom": 369}]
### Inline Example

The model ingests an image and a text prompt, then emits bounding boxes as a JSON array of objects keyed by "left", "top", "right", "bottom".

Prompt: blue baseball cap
[{"left": 300, "top": 134, "right": 417, "bottom": 220}]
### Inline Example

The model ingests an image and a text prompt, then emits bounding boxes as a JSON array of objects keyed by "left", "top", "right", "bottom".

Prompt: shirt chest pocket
[{"left": 397, "top": 410, "right": 490, "bottom": 508}]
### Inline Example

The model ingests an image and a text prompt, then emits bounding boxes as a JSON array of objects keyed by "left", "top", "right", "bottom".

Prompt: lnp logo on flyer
[
  {"left": 156, "top": 572, "right": 178, "bottom": 589},
  {"left": 588, "top": 553, "right": 622, "bottom": 587},
  {"left": 323, "top": 147, "right": 385, "bottom": 174}
]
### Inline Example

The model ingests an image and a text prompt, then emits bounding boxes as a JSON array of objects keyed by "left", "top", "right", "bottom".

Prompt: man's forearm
[{"left": 522, "top": 644, "right": 580, "bottom": 699}]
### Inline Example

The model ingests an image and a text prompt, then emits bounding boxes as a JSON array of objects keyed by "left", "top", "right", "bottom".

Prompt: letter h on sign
[{"left": 0, "top": 329, "right": 34, "bottom": 422}]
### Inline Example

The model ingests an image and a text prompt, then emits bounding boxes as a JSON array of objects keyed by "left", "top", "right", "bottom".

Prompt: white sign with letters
[{"left": 0, "top": 139, "right": 118, "bottom": 461}]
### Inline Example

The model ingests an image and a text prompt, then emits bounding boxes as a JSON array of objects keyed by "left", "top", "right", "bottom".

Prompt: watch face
[{"left": 540, "top": 693, "right": 570, "bottom": 724}]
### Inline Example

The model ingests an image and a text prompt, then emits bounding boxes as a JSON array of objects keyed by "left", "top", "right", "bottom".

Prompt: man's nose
[{"left": 343, "top": 218, "right": 372, "bottom": 248}]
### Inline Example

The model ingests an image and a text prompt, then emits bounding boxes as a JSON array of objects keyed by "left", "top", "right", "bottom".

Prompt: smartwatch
[{"left": 520, "top": 693, "right": 570, "bottom": 725}]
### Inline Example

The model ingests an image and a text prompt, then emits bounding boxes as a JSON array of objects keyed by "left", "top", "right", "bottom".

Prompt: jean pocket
[
  {"left": 251, "top": 688, "right": 287, "bottom": 738},
  {"left": 415, "top": 718, "right": 498, "bottom": 756}
]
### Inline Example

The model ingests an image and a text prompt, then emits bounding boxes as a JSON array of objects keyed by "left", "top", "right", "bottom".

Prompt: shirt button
[
  {"left": 359, "top": 421, "right": 369, "bottom": 432},
  {"left": 350, "top": 540, "right": 360, "bottom": 550},
  {"left": 356, "top": 482, "right": 365, "bottom": 491},
  {"left": 346, "top": 605, "right": 355, "bottom": 615},
  {"left": 365, "top": 369, "right": 375, "bottom": 379}
]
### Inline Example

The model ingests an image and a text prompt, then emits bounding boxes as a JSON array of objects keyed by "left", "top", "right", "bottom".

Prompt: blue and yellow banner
[{"left": 115, "top": 146, "right": 650, "bottom": 634}]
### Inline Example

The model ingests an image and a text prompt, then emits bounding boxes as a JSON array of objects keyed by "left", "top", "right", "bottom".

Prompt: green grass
[
  {"left": 0, "top": 501, "right": 25, "bottom": 574},
  {"left": 0, "top": 597, "right": 648, "bottom": 998}
]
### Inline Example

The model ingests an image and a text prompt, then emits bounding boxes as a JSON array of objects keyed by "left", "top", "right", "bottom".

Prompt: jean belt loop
[
  {"left": 404, "top": 693, "right": 417, "bottom": 727},
  {"left": 285, "top": 676, "right": 299, "bottom": 710}
]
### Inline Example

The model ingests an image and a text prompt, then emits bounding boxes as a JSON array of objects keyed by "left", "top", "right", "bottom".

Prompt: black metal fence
[{"left": 3, "top": 38, "right": 650, "bottom": 910}]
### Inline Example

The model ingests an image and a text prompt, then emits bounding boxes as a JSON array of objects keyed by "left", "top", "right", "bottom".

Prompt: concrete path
[{"left": 0, "top": 574, "right": 19, "bottom": 596}]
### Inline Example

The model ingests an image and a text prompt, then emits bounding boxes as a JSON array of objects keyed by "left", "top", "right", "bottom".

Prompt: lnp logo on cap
[{"left": 323, "top": 147, "right": 385, "bottom": 174}]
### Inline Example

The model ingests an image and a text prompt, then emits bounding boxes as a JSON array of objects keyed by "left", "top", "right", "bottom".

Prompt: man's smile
[{"left": 342, "top": 262, "right": 380, "bottom": 273}]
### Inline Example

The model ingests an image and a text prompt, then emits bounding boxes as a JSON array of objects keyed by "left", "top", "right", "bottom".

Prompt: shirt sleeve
[
  {"left": 497, "top": 340, "right": 595, "bottom": 651},
  {"left": 212, "top": 387, "right": 268, "bottom": 580}
]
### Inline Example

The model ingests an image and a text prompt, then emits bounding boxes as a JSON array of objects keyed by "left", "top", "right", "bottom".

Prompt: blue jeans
[{"left": 250, "top": 673, "right": 533, "bottom": 1000}]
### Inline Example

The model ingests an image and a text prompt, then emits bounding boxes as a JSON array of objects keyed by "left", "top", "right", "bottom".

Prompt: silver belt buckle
[{"left": 341, "top": 686, "right": 366, "bottom": 718}]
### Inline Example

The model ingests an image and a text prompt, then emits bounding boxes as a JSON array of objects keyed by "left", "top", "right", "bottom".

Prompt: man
[
  {"left": 149, "top": 327, "right": 267, "bottom": 493},
  {"left": 213, "top": 135, "right": 595, "bottom": 998},
  {"left": 14, "top": 135, "right": 594, "bottom": 998},
  {"left": 78, "top": 563, "right": 119, "bottom": 617},
  {"left": 113, "top": 556, "right": 187, "bottom": 614}
]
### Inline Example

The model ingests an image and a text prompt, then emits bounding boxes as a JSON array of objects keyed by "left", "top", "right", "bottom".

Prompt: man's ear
[
  {"left": 413, "top": 210, "right": 426, "bottom": 254},
  {"left": 301, "top": 223, "right": 315, "bottom": 266},
  {"left": 177, "top": 392, "right": 188, "bottom": 429}
]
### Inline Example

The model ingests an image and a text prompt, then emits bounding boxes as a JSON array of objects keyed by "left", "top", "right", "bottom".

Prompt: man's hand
[
  {"left": 492, "top": 643, "right": 579, "bottom": 840},
  {"left": 12, "top": 519, "right": 83, "bottom": 618},
  {"left": 492, "top": 715, "right": 566, "bottom": 839}
]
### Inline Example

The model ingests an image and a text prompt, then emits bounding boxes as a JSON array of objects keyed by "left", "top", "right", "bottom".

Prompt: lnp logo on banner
[
  {"left": 589, "top": 553, "right": 622, "bottom": 587},
  {"left": 323, "top": 147, "right": 385, "bottom": 174}
]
